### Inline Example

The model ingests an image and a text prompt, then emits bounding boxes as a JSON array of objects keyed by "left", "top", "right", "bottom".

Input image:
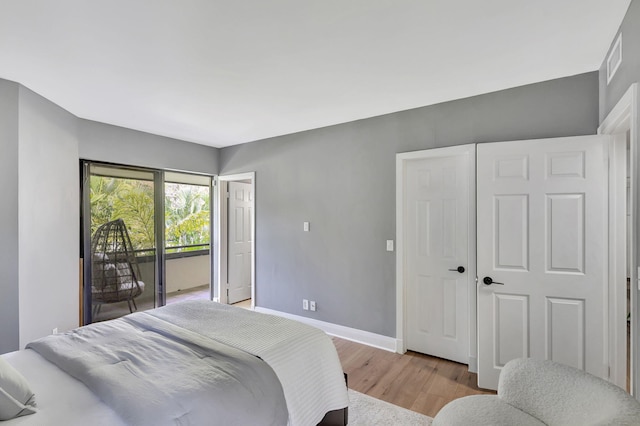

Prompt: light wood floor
[{"left": 332, "top": 337, "right": 495, "bottom": 418}]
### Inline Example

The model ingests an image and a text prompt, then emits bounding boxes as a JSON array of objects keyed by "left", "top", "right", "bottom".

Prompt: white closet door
[
  {"left": 476, "top": 135, "right": 610, "bottom": 389},
  {"left": 405, "top": 151, "right": 470, "bottom": 364}
]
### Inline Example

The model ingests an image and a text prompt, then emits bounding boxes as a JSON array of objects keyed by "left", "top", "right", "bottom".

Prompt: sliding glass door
[
  {"left": 81, "top": 162, "right": 214, "bottom": 324},
  {"left": 164, "top": 172, "right": 212, "bottom": 305}
]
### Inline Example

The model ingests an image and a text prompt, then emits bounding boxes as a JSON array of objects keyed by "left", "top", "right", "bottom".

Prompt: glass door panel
[
  {"left": 164, "top": 172, "right": 212, "bottom": 304},
  {"left": 84, "top": 164, "right": 157, "bottom": 322}
]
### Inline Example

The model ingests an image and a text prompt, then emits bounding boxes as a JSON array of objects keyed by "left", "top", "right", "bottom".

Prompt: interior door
[
  {"left": 405, "top": 150, "right": 470, "bottom": 364},
  {"left": 477, "top": 135, "right": 611, "bottom": 389},
  {"left": 227, "top": 181, "right": 252, "bottom": 304}
]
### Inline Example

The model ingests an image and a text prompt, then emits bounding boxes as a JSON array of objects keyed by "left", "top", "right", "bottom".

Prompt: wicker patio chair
[{"left": 91, "top": 219, "right": 145, "bottom": 317}]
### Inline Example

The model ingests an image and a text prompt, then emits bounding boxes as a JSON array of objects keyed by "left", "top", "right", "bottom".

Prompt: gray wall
[
  {"left": 220, "top": 72, "right": 599, "bottom": 337},
  {"left": 0, "top": 80, "right": 20, "bottom": 353},
  {"left": 599, "top": 0, "right": 638, "bottom": 121},
  {"left": 0, "top": 77, "right": 220, "bottom": 353},
  {"left": 79, "top": 119, "right": 219, "bottom": 175},
  {"left": 17, "top": 86, "right": 79, "bottom": 347}
]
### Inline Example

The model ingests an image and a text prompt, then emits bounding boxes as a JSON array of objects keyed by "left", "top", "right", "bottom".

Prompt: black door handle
[
  {"left": 448, "top": 266, "right": 465, "bottom": 273},
  {"left": 483, "top": 276, "right": 504, "bottom": 285}
]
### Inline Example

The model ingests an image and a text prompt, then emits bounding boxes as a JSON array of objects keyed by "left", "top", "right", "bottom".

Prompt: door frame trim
[
  {"left": 216, "top": 172, "right": 256, "bottom": 309},
  {"left": 396, "top": 144, "right": 477, "bottom": 370},
  {"left": 607, "top": 134, "right": 627, "bottom": 389},
  {"left": 598, "top": 82, "right": 638, "bottom": 395}
]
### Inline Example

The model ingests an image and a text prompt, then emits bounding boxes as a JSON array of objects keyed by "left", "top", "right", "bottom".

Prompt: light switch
[
  {"left": 303, "top": 222, "right": 310, "bottom": 232},
  {"left": 386, "top": 240, "right": 394, "bottom": 252}
]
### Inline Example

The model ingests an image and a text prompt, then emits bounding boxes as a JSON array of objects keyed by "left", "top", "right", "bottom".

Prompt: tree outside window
[{"left": 90, "top": 176, "right": 210, "bottom": 254}]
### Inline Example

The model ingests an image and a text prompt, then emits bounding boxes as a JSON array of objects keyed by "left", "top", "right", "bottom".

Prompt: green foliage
[
  {"left": 90, "top": 177, "right": 210, "bottom": 253},
  {"left": 89, "top": 177, "right": 118, "bottom": 234},
  {"left": 90, "top": 177, "right": 155, "bottom": 250},
  {"left": 112, "top": 182, "right": 155, "bottom": 249},
  {"left": 165, "top": 183, "right": 210, "bottom": 252}
]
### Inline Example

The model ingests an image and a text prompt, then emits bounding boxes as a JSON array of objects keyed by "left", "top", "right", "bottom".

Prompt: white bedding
[
  {"left": 144, "top": 301, "right": 349, "bottom": 426},
  {"left": 1, "top": 301, "right": 349, "bottom": 426},
  {"left": 27, "top": 313, "right": 288, "bottom": 426},
  {"left": 1, "top": 349, "right": 126, "bottom": 426}
]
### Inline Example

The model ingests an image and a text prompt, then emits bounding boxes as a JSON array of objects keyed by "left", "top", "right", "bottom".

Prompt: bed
[{"left": 0, "top": 300, "right": 349, "bottom": 425}]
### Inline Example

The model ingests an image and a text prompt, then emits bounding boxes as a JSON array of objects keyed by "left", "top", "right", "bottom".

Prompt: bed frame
[
  {"left": 318, "top": 407, "right": 348, "bottom": 426},
  {"left": 317, "top": 373, "right": 348, "bottom": 426}
]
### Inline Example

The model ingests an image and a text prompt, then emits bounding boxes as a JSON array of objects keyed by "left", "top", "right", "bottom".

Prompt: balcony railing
[
  {"left": 165, "top": 243, "right": 210, "bottom": 259},
  {"left": 129, "top": 244, "right": 211, "bottom": 297},
  {"left": 131, "top": 243, "right": 210, "bottom": 263}
]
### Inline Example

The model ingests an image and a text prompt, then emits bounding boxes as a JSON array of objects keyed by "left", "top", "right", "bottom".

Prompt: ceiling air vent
[{"left": 607, "top": 33, "right": 622, "bottom": 85}]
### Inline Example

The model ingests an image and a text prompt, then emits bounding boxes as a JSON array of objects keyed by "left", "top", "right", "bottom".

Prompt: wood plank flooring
[{"left": 332, "top": 337, "right": 495, "bottom": 418}]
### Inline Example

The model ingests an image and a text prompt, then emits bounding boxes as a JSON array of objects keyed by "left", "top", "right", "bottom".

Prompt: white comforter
[
  {"left": 144, "top": 301, "right": 350, "bottom": 426},
  {"left": 27, "top": 301, "right": 349, "bottom": 426},
  {"left": 28, "top": 310, "right": 288, "bottom": 426}
]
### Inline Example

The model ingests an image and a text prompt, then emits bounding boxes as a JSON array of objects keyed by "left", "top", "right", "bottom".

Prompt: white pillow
[{"left": 0, "top": 357, "right": 37, "bottom": 420}]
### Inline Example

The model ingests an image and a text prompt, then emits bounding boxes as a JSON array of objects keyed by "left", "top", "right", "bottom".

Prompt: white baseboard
[{"left": 254, "top": 307, "right": 399, "bottom": 353}]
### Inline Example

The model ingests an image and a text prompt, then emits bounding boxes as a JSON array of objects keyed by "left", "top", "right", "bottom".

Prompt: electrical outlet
[
  {"left": 303, "top": 299, "right": 309, "bottom": 310},
  {"left": 386, "top": 240, "right": 394, "bottom": 251},
  {"left": 303, "top": 222, "right": 310, "bottom": 232},
  {"left": 52, "top": 328, "right": 58, "bottom": 335},
  {"left": 310, "top": 301, "right": 316, "bottom": 311}
]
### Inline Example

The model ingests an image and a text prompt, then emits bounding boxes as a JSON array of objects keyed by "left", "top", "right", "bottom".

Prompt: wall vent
[{"left": 607, "top": 33, "right": 622, "bottom": 85}]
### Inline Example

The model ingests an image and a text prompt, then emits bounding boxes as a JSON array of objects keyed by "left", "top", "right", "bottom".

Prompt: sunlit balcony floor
[{"left": 166, "top": 284, "right": 210, "bottom": 304}]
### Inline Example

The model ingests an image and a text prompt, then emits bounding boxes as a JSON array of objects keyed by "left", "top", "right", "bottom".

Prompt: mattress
[{"left": 1, "top": 349, "right": 126, "bottom": 425}]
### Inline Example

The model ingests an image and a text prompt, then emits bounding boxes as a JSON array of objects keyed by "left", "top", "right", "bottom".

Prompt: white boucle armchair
[{"left": 433, "top": 358, "right": 640, "bottom": 426}]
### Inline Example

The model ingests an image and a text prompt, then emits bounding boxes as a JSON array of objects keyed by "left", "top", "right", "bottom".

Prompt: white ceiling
[{"left": 0, "top": 1, "right": 631, "bottom": 148}]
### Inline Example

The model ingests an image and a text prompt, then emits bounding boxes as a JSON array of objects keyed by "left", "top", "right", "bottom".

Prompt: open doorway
[
  {"left": 598, "top": 83, "right": 638, "bottom": 396},
  {"left": 216, "top": 172, "right": 255, "bottom": 309}
]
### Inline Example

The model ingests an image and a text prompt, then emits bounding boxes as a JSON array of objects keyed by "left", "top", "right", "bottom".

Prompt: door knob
[
  {"left": 483, "top": 276, "right": 504, "bottom": 285},
  {"left": 448, "top": 266, "right": 465, "bottom": 273}
]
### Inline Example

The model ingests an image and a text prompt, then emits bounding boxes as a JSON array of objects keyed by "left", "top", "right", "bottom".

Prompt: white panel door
[
  {"left": 227, "top": 182, "right": 252, "bottom": 304},
  {"left": 405, "top": 152, "right": 470, "bottom": 363},
  {"left": 477, "top": 135, "right": 610, "bottom": 389}
]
